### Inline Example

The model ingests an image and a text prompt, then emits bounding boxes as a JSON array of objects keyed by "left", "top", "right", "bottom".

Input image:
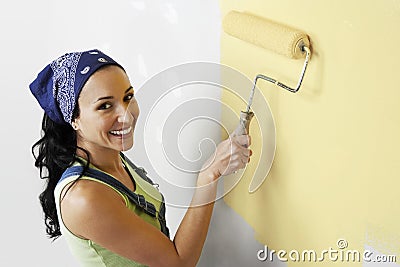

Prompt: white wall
[
  {"left": 0, "top": 0, "right": 217, "bottom": 265},
  {"left": 0, "top": 1, "right": 268, "bottom": 266}
]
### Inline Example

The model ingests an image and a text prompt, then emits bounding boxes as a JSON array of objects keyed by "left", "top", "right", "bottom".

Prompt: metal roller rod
[{"left": 245, "top": 46, "right": 311, "bottom": 113}]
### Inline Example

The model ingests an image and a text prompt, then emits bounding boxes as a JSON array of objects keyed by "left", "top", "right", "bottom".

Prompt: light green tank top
[{"left": 55, "top": 158, "right": 164, "bottom": 267}]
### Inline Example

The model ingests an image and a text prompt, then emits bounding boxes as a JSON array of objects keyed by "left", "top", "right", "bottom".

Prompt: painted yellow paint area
[{"left": 220, "top": 0, "right": 400, "bottom": 266}]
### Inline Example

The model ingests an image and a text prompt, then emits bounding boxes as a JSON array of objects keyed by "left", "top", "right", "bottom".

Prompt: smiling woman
[
  {"left": 29, "top": 49, "right": 252, "bottom": 267},
  {"left": 72, "top": 66, "right": 138, "bottom": 154}
]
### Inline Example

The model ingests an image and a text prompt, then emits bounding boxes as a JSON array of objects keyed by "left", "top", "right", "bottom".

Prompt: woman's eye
[
  {"left": 98, "top": 103, "right": 112, "bottom": 110},
  {"left": 124, "top": 93, "right": 134, "bottom": 101}
]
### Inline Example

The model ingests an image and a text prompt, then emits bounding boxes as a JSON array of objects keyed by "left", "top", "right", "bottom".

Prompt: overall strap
[
  {"left": 60, "top": 161, "right": 170, "bottom": 238},
  {"left": 60, "top": 166, "right": 157, "bottom": 217},
  {"left": 119, "top": 153, "right": 157, "bottom": 186},
  {"left": 119, "top": 153, "right": 170, "bottom": 238}
]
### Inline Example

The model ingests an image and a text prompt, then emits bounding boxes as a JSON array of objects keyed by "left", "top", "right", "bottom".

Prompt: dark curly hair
[{"left": 32, "top": 106, "right": 89, "bottom": 240}]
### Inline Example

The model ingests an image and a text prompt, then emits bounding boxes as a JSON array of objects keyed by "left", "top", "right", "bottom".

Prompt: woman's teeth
[{"left": 110, "top": 126, "right": 132, "bottom": 136}]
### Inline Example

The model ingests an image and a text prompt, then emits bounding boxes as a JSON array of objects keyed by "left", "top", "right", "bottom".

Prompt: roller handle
[{"left": 232, "top": 111, "right": 254, "bottom": 147}]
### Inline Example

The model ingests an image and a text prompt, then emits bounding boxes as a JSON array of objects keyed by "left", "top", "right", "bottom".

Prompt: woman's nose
[{"left": 117, "top": 105, "right": 132, "bottom": 123}]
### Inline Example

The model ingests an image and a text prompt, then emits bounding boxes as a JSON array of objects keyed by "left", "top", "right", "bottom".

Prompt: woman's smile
[{"left": 109, "top": 126, "right": 133, "bottom": 137}]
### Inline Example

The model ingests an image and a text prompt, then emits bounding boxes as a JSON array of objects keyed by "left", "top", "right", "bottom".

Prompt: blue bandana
[{"left": 29, "top": 49, "right": 123, "bottom": 125}]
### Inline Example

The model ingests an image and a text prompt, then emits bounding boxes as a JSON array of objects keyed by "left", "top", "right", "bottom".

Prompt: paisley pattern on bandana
[
  {"left": 50, "top": 52, "right": 82, "bottom": 124},
  {"left": 30, "top": 49, "right": 123, "bottom": 125}
]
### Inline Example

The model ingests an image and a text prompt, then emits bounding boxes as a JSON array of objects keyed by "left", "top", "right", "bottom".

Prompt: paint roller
[
  {"left": 224, "top": 11, "right": 312, "bottom": 192},
  {"left": 225, "top": 11, "right": 312, "bottom": 138},
  {"left": 222, "top": 11, "right": 311, "bottom": 135}
]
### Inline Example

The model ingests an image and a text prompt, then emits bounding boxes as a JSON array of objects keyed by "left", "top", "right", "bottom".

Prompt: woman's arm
[
  {"left": 172, "top": 134, "right": 252, "bottom": 266},
  {"left": 61, "top": 134, "right": 251, "bottom": 267}
]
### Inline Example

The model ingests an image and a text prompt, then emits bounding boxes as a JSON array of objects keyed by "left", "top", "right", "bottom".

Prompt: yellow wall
[{"left": 220, "top": 0, "right": 400, "bottom": 266}]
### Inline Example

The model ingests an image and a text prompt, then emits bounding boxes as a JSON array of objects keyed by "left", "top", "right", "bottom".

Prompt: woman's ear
[{"left": 71, "top": 120, "right": 79, "bottom": 131}]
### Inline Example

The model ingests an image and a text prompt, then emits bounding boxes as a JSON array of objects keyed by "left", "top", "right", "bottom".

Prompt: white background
[{"left": 0, "top": 1, "right": 271, "bottom": 266}]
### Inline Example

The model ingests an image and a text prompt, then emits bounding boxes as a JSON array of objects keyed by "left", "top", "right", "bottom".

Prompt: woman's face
[{"left": 73, "top": 65, "right": 139, "bottom": 153}]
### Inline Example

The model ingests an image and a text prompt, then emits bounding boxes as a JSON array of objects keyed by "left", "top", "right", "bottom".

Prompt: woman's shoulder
[
  {"left": 56, "top": 159, "right": 130, "bottom": 215},
  {"left": 63, "top": 176, "right": 126, "bottom": 202},
  {"left": 58, "top": 161, "right": 130, "bottom": 206},
  {"left": 59, "top": 175, "right": 133, "bottom": 240}
]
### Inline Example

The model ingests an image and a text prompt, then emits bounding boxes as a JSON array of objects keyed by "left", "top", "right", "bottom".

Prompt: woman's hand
[{"left": 201, "top": 134, "right": 252, "bottom": 181}]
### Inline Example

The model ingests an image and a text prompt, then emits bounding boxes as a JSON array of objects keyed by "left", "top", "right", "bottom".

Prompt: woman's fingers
[
  {"left": 233, "top": 135, "right": 251, "bottom": 148},
  {"left": 230, "top": 135, "right": 252, "bottom": 171},
  {"left": 205, "top": 135, "right": 253, "bottom": 177}
]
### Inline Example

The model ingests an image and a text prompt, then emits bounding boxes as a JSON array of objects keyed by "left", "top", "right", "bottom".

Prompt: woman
[{"left": 30, "top": 49, "right": 251, "bottom": 267}]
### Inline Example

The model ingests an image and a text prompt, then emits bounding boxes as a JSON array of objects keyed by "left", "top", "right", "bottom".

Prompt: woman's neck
[{"left": 76, "top": 144, "right": 124, "bottom": 173}]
